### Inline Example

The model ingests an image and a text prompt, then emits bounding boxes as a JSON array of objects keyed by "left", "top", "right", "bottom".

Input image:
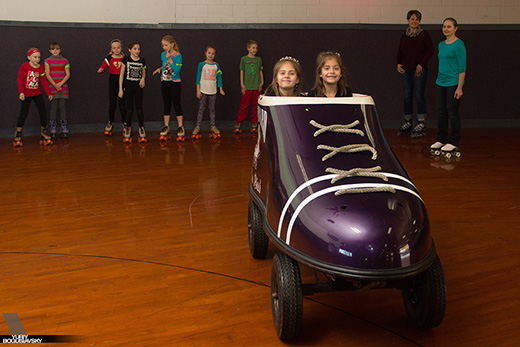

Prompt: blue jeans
[
  {"left": 436, "top": 85, "right": 461, "bottom": 146},
  {"left": 402, "top": 68, "right": 427, "bottom": 120}
]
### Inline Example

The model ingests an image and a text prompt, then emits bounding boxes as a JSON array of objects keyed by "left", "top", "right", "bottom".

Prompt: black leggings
[
  {"left": 161, "top": 81, "right": 183, "bottom": 116},
  {"left": 108, "top": 74, "right": 126, "bottom": 123},
  {"left": 17, "top": 95, "right": 47, "bottom": 128},
  {"left": 124, "top": 83, "right": 144, "bottom": 127}
]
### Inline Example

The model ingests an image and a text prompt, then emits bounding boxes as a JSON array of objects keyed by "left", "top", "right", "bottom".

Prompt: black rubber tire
[
  {"left": 402, "top": 254, "right": 447, "bottom": 329},
  {"left": 271, "top": 253, "right": 303, "bottom": 340},
  {"left": 248, "top": 200, "right": 269, "bottom": 259}
]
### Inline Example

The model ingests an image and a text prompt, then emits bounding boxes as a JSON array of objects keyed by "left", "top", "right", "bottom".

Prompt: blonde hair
[
  {"left": 311, "top": 52, "right": 350, "bottom": 97},
  {"left": 108, "top": 39, "right": 123, "bottom": 55},
  {"left": 265, "top": 57, "right": 302, "bottom": 96},
  {"left": 162, "top": 35, "right": 180, "bottom": 52}
]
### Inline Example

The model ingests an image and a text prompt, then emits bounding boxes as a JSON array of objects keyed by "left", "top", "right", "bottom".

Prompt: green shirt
[{"left": 240, "top": 55, "right": 262, "bottom": 90}]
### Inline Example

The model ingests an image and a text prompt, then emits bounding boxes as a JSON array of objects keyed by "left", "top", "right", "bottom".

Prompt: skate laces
[
  {"left": 413, "top": 122, "right": 425, "bottom": 132},
  {"left": 310, "top": 119, "right": 395, "bottom": 195}
]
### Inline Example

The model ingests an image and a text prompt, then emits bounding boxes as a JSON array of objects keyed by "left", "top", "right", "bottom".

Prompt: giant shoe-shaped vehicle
[{"left": 248, "top": 95, "right": 446, "bottom": 340}]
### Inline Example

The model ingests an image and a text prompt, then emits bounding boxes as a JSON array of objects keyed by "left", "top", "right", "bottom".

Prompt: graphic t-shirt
[
  {"left": 17, "top": 62, "right": 51, "bottom": 97},
  {"left": 122, "top": 55, "right": 146, "bottom": 84},
  {"left": 99, "top": 55, "right": 125, "bottom": 75},
  {"left": 239, "top": 55, "right": 262, "bottom": 90},
  {"left": 161, "top": 51, "right": 182, "bottom": 82},
  {"left": 196, "top": 61, "right": 223, "bottom": 95}
]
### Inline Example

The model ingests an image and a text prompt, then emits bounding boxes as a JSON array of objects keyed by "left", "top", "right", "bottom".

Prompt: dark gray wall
[{"left": 1, "top": 22, "right": 519, "bottom": 134}]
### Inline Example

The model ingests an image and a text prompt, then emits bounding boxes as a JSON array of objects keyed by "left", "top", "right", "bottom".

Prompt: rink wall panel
[{"left": 0, "top": 22, "right": 518, "bottom": 135}]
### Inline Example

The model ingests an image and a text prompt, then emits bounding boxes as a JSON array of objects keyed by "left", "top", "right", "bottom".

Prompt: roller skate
[
  {"left": 430, "top": 141, "right": 444, "bottom": 156},
  {"left": 48, "top": 120, "right": 57, "bottom": 138},
  {"left": 209, "top": 125, "right": 221, "bottom": 140},
  {"left": 176, "top": 125, "right": 185, "bottom": 142},
  {"left": 39, "top": 126, "right": 53, "bottom": 146},
  {"left": 123, "top": 125, "right": 132, "bottom": 143},
  {"left": 159, "top": 125, "right": 171, "bottom": 142},
  {"left": 251, "top": 122, "right": 258, "bottom": 133},
  {"left": 60, "top": 119, "right": 69, "bottom": 138},
  {"left": 191, "top": 126, "right": 202, "bottom": 140},
  {"left": 13, "top": 127, "right": 23, "bottom": 148},
  {"left": 397, "top": 120, "right": 413, "bottom": 136},
  {"left": 411, "top": 121, "right": 426, "bottom": 138},
  {"left": 440, "top": 143, "right": 461, "bottom": 159},
  {"left": 138, "top": 126, "right": 147, "bottom": 144},
  {"left": 104, "top": 121, "right": 115, "bottom": 136},
  {"left": 234, "top": 122, "right": 243, "bottom": 134}
]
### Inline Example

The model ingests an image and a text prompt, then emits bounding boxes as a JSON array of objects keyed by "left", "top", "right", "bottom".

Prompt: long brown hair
[
  {"left": 265, "top": 57, "right": 302, "bottom": 96},
  {"left": 310, "top": 52, "right": 350, "bottom": 97}
]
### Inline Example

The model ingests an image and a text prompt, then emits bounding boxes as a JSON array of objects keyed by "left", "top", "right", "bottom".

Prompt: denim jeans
[
  {"left": 402, "top": 68, "right": 427, "bottom": 120},
  {"left": 436, "top": 85, "right": 461, "bottom": 146}
]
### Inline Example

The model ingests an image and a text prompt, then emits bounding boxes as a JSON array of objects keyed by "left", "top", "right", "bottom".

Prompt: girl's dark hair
[
  {"left": 128, "top": 41, "right": 140, "bottom": 49},
  {"left": 407, "top": 10, "right": 422, "bottom": 20},
  {"left": 443, "top": 17, "right": 458, "bottom": 27},
  {"left": 310, "top": 52, "right": 350, "bottom": 97},
  {"left": 49, "top": 42, "right": 61, "bottom": 50},
  {"left": 205, "top": 45, "right": 216, "bottom": 52}
]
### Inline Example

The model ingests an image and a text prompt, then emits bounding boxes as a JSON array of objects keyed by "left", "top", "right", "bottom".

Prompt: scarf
[{"left": 406, "top": 26, "right": 422, "bottom": 38}]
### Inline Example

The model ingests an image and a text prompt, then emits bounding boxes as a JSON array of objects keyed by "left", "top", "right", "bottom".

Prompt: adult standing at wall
[{"left": 397, "top": 10, "right": 433, "bottom": 138}]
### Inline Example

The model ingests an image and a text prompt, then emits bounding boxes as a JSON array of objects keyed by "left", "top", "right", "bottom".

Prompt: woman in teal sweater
[{"left": 431, "top": 17, "right": 466, "bottom": 156}]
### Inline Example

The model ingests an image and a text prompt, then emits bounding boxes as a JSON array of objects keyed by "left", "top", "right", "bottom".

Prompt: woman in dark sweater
[{"left": 396, "top": 10, "right": 433, "bottom": 138}]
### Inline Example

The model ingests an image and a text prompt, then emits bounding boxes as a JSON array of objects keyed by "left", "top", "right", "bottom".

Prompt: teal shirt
[{"left": 436, "top": 39, "right": 466, "bottom": 87}]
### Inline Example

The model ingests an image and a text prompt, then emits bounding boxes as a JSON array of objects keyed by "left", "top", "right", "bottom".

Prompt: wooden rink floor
[{"left": 0, "top": 128, "right": 519, "bottom": 346}]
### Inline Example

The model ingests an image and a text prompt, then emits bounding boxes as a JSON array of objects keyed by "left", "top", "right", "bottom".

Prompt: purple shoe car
[{"left": 248, "top": 95, "right": 446, "bottom": 340}]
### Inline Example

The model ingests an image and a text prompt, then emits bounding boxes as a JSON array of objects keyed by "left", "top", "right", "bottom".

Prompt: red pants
[{"left": 236, "top": 90, "right": 260, "bottom": 124}]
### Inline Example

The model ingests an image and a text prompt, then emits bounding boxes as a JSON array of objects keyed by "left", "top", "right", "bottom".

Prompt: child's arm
[
  {"left": 258, "top": 70, "right": 264, "bottom": 92},
  {"left": 98, "top": 57, "right": 109, "bottom": 73},
  {"left": 18, "top": 65, "right": 26, "bottom": 100},
  {"left": 57, "top": 64, "right": 71, "bottom": 89},
  {"left": 118, "top": 63, "right": 125, "bottom": 98},
  {"left": 195, "top": 62, "right": 203, "bottom": 99},
  {"left": 171, "top": 54, "right": 182, "bottom": 75},
  {"left": 152, "top": 67, "right": 161, "bottom": 75},
  {"left": 216, "top": 63, "right": 225, "bottom": 95},
  {"left": 240, "top": 70, "right": 245, "bottom": 94},
  {"left": 139, "top": 66, "right": 146, "bottom": 88},
  {"left": 40, "top": 70, "right": 53, "bottom": 101},
  {"left": 44, "top": 61, "right": 59, "bottom": 90}
]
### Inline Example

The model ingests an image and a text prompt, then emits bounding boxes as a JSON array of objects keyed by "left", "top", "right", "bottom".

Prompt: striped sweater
[{"left": 45, "top": 55, "right": 70, "bottom": 99}]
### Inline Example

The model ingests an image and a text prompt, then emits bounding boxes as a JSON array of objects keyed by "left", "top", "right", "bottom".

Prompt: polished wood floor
[{"left": 0, "top": 128, "right": 519, "bottom": 346}]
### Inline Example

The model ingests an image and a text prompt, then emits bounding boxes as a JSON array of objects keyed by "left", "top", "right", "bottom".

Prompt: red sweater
[
  {"left": 98, "top": 55, "right": 125, "bottom": 75},
  {"left": 17, "top": 62, "right": 51, "bottom": 97}
]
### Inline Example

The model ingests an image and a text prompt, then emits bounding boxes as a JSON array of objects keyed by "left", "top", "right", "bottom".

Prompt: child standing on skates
[
  {"left": 264, "top": 56, "right": 302, "bottom": 97},
  {"left": 152, "top": 35, "right": 185, "bottom": 141},
  {"left": 430, "top": 17, "right": 466, "bottom": 158},
  {"left": 98, "top": 39, "right": 126, "bottom": 136},
  {"left": 14, "top": 48, "right": 53, "bottom": 147},
  {"left": 234, "top": 40, "right": 264, "bottom": 133},
  {"left": 119, "top": 41, "right": 147, "bottom": 143},
  {"left": 45, "top": 42, "right": 70, "bottom": 138},
  {"left": 193, "top": 45, "right": 225, "bottom": 139},
  {"left": 307, "top": 52, "right": 352, "bottom": 98}
]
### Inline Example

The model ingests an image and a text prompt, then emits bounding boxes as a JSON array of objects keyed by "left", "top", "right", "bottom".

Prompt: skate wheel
[
  {"left": 139, "top": 138, "right": 147, "bottom": 143},
  {"left": 455, "top": 151, "right": 461, "bottom": 158},
  {"left": 13, "top": 141, "right": 23, "bottom": 148},
  {"left": 176, "top": 136, "right": 185, "bottom": 142}
]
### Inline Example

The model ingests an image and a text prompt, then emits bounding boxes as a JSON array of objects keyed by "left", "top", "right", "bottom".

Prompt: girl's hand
[
  {"left": 415, "top": 64, "right": 423, "bottom": 76},
  {"left": 118, "top": 90, "right": 124, "bottom": 98},
  {"left": 196, "top": 91, "right": 201, "bottom": 99},
  {"left": 152, "top": 68, "right": 161, "bottom": 76},
  {"left": 97, "top": 68, "right": 104, "bottom": 73},
  {"left": 48, "top": 95, "right": 53, "bottom": 101},
  {"left": 19, "top": 93, "right": 25, "bottom": 101},
  {"left": 139, "top": 79, "right": 145, "bottom": 88},
  {"left": 397, "top": 64, "right": 405, "bottom": 74},
  {"left": 220, "top": 89, "right": 225, "bottom": 96},
  {"left": 454, "top": 87, "right": 463, "bottom": 99}
]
